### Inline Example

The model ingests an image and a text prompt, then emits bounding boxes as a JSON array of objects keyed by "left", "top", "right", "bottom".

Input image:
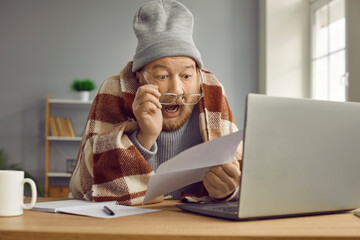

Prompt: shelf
[
  {"left": 45, "top": 95, "right": 88, "bottom": 197},
  {"left": 47, "top": 172, "right": 72, "bottom": 177},
  {"left": 47, "top": 136, "right": 82, "bottom": 141},
  {"left": 49, "top": 99, "right": 92, "bottom": 104}
]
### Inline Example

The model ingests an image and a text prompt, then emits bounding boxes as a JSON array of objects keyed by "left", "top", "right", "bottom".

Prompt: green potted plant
[
  {"left": 71, "top": 78, "right": 97, "bottom": 101},
  {"left": 0, "top": 148, "right": 44, "bottom": 197}
]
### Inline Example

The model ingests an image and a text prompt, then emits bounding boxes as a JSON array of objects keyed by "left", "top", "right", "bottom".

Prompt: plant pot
[{"left": 79, "top": 91, "right": 90, "bottom": 102}]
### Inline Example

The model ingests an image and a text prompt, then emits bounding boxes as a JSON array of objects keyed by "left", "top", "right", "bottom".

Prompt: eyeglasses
[{"left": 142, "top": 70, "right": 204, "bottom": 106}]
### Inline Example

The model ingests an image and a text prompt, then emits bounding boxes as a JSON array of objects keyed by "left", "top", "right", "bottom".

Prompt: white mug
[{"left": 0, "top": 170, "right": 37, "bottom": 216}]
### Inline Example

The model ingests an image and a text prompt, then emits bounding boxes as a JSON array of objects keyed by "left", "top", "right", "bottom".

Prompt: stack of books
[{"left": 49, "top": 117, "right": 76, "bottom": 137}]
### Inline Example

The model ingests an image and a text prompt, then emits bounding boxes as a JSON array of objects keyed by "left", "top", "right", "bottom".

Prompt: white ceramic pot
[{"left": 80, "top": 91, "right": 90, "bottom": 102}]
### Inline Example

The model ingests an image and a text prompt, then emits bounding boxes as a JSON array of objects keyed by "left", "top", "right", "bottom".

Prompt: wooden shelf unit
[{"left": 45, "top": 95, "right": 92, "bottom": 197}]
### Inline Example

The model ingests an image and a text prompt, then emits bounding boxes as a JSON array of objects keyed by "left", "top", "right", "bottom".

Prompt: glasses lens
[
  {"left": 183, "top": 94, "right": 202, "bottom": 104},
  {"left": 159, "top": 94, "right": 177, "bottom": 104}
]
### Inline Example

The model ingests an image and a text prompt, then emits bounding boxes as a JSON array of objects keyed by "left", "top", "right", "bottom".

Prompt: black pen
[{"left": 103, "top": 206, "right": 115, "bottom": 216}]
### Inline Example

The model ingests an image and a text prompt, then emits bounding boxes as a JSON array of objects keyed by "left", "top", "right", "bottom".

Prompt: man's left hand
[{"left": 203, "top": 159, "right": 241, "bottom": 199}]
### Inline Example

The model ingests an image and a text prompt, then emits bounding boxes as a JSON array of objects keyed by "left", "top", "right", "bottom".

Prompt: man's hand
[
  {"left": 203, "top": 159, "right": 241, "bottom": 199},
  {"left": 132, "top": 84, "right": 162, "bottom": 150}
]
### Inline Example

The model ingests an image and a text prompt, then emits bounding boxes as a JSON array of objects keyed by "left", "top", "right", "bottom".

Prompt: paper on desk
[
  {"left": 57, "top": 203, "right": 160, "bottom": 219},
  {"left": 31, "top": 199, "right": 116, "bottom": 213},
  {"left": 143, "top": 131, "right": 243, "bottom": 204},
  {"left": 30, "top": 200, "right": 160, "bottom": 219}
]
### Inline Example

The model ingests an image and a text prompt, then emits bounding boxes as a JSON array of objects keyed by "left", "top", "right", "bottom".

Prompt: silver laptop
[{"left": 177, "top": 94, "right": 360, "bottom": 220}]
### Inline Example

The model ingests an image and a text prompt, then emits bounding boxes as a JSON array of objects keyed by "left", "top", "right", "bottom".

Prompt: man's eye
[
  {"left": 183, "top": 75, "right": 192, "bottom": 80},
  {"left": 156, "top": 75, "right": 167, "bottom": 80}
]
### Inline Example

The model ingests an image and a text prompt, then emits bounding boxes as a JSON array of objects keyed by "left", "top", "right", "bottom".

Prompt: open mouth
[{"left": 164, "top": 105, "right": 180, "bottom": 113}]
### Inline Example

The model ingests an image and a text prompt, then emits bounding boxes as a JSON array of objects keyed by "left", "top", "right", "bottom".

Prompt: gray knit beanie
[{"left": 132, "top": 0, "right": 203, "bottom": 72}]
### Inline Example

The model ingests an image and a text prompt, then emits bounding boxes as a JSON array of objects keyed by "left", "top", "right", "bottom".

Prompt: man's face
[{"left": 137, "top": 56, "right": 200, "bottom": 131}]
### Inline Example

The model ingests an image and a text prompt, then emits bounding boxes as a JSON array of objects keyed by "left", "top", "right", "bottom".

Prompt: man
[{"left": 70, "top": 0, "right": 242, "bottom": 205}]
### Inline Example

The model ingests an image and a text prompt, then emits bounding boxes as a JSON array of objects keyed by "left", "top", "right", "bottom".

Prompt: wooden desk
[{"left": 0, "top": 198, "right": 360, "bottom": 240}]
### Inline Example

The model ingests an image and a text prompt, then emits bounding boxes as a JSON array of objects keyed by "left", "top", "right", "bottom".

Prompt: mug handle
[{"left": 21, "top": 178, "right": 37, "bottom": 210}]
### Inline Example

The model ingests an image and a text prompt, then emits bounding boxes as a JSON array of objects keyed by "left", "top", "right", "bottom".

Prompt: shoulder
[
  {"left": 201, "top": 69, "right": 226, "bottom": 96},
  {"left": 100, "top": 75, "right": 121, "bottom": 88},
  {"left": 97, "top": 75, "right": 123, "bottom": 97},
  {"left": 98, "top": 61, "right": 140, "bottom": 97}
]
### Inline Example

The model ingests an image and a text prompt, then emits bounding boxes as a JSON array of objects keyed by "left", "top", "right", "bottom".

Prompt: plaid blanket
[{"left": 69, "top": 61, "right": 242, "bottom": 205}]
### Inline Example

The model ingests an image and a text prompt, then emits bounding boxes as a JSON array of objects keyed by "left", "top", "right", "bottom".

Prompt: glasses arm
[
  {"left": 142, "top": 71, "right": 151, "bottom": 85},
  {"left": 199, "top": 69, "right": 205, "bottom": 97}
]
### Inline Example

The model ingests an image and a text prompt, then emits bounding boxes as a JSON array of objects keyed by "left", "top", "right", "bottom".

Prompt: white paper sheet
[
  {"left": 31, "top": 200, "right": 116, "bottom": 212},
  {"left": 58, "top": 203, "right": 160, "bottom": 219},
  {"left": 30, "top": 200, "right": 160, "bottom": 218},
  {"left": 143, "top": 131, "right": 243, "bottom": 204}
]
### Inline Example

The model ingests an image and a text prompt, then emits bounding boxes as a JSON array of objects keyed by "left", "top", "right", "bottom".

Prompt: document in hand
[
  {"left": 31, "top": 200, "right": 160, "bottom": 219},
  {"left": 143, "top": 131, "right": 243, "bottom": 204}
]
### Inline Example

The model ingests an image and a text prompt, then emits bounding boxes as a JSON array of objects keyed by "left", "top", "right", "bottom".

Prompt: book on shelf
[
  {"left": 66, "top": 117, "right": 76, "bottom": 137},
  {"left": 49, "top": 117, "right": 59, "bottom": 136},
  {"left": 49, "top": 117, "right": 76, "bottom": 137}
]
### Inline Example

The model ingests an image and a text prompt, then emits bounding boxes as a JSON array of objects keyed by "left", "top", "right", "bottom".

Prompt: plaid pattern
[{"left": 69, "top": 61, "right": 242, "bottom": 205}]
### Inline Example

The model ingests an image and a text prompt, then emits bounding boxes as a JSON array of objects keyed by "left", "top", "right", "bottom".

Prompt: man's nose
[{"left": 167, "top": 76, "right": 184, "bottom": 94}]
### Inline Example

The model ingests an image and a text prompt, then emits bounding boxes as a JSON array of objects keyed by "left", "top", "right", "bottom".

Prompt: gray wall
[{"left": 0, "top": 0, "right": 258, "bottom": 190}]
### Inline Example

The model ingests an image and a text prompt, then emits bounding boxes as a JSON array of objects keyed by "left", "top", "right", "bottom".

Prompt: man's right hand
[{"left": 132, "top": 84, "right": 163, "bottom": 150}]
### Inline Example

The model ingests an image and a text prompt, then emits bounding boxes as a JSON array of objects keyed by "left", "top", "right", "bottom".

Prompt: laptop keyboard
[{"left": 196, "top": 201, "right": 239, "bottom": 214}]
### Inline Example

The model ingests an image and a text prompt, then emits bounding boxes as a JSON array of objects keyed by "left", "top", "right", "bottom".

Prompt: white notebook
[{"left": 30, "top": 200, "right": 160, "bottom": 219}]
